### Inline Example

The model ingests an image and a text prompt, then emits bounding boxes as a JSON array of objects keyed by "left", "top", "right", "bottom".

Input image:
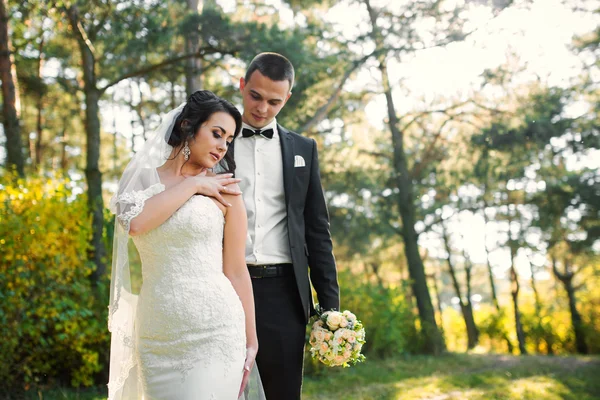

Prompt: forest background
[{"left": 1, "top": 0, "right": 599, "bottom": 399}]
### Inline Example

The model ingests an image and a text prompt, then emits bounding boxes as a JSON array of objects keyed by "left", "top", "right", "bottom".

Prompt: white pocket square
[{"left": 294, "top": 155, "right": 306, "bottom": 168}]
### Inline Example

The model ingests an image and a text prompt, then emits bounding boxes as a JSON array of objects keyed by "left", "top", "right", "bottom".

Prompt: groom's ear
[
  {"left": 282, "top": 91, "right": 292, "bottom": 106},
  {"left": 239, "top": 77, "right": 246, "bottom": 92}
]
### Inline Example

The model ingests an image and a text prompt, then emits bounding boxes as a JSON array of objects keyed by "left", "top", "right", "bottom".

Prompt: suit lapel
[{"left": 278, "top": 124, "right": 294, "bottom": 206}]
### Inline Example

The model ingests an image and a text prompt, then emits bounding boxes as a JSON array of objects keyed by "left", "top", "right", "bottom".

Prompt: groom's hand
[
  {"left": 190, "top": 172, "right": 242, "bottom": 207},
  {"left": 238, "top": 344, "right": 258, "bottom": 398}
]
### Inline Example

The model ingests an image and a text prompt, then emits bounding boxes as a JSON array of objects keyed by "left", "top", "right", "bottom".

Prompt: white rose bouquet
[{"left": 308, "top": 307, "right": 366, "bottom": 367}]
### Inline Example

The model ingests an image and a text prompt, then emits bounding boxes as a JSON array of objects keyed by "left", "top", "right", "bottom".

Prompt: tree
[
  {"left": 184, "top": 0, "right": 203, "bottom": 94},
  {"left": 441, "top": 218, "right": 479, "bottom": 349},
  {"left": 58, "top": 0, "right": 236, "bottom": 282},
  {"left": 0, "top": 0, "right": 24, "bottom": 176}
]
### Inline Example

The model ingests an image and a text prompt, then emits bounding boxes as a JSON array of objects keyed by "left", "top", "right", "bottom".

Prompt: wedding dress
[
  {"left": 133, "top": 186, "right": 246, "bottom": 398},
  {"left": 107, "top": 103, "right": 264, "bottom": 400}
]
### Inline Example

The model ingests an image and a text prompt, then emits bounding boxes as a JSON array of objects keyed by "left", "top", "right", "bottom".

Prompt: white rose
[
  {"left": 343, "top": 310, "right": 357, "bottom": 321},
  {"left": 326, "top": 312, "right": 343, "bottom": 330},
  {"left": 339, "top": 317, "right": 348, "bottom": 328},
  {"left": 319, "top": 342, "right": 329, "bottom": 353},
  {"left": 315, "top": 330, "right": 325, "bottom": 342}
]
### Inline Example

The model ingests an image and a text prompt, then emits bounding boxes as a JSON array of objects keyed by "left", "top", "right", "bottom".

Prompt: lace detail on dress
[{"left": 115, "top": 183, "right": 165, "bottom": 231}]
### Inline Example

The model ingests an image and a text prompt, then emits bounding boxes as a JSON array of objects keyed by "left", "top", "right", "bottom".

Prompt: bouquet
[{"left": 308, "top": 307, "right": 366, "bottom": 367}]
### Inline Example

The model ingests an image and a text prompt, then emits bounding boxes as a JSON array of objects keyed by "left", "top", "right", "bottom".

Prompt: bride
[{"left": 107, "top": 90, "right": 262, "bottom": 399}]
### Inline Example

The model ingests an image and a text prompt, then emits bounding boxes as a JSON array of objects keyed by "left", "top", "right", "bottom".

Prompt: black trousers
[{"left": 252, "top": 274, "right": 306, "bottom": 400}]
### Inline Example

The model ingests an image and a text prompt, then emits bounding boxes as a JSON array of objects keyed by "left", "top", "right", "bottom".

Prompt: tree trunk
[
  {"left": 508, "top": 240, "right": 527, "bottom": 354},
  {"left": 171, "top": 80, "right": 177, "bottom": 109},
  {"left": 567, "top": 286, "right": 588, "bottom": 354},
  {"left": 84, "top": 83, "right": 106, "bottom": 284},
  {"left": 482, "top": 196, "right": 500, "bottom": 309},
  {"left": 67, "top": 6, "right": 107, "bottom": 284},
  {"left": 552, "top": 257, "right": 588, "bottom": 354},
  {"left": 112, "top": 91, "right": 118, "bottom": 174},
  {"left": 462, "top": 246, "right": 480, "bottom": 348},
  {"left": 34, "top": 36, "right": 45, "bottom": 171},
  {"left": 134, "top": 80, "right": 147, "bottom": 140},
  {"left": 130, "top": 115, "right": 136, "bottom": 153},
  {"left": 483, "top": 206, "right": 514, "bottom": 353},
  {"left": 60, "top": 127, "right": 68, "bottom": 171},
  {"left": 0, "top": 0, "right": 24, "bottom": 177},
  {"left": 528, "top": 256, "right": 544, "bottom": 353},
  {"left": 185, "top": 0, "right": 202, "bottom": 95},
  {"left": 442, "top": 223, "right": 479, "bottom": 349},
  {"left": 428, "top": 272, "right": 444, "bottom": 333},
  {"left": 364, "top": 0, "right": 444, "bottom": 355},
  {"left": 386, "top": 68, "right": 444, "bottom": 353},
  {"left": 369, "top": 262, "right": 384, "bottom": 287}
]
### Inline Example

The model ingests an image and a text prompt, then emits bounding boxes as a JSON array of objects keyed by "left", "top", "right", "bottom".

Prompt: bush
[{"left": 0, "top": 175, "right": 109, "bottom": 393}]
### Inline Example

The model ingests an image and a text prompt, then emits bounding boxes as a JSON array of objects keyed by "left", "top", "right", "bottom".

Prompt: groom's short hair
[{"left": 245, "top": 52, "right": 295, "bottom": 92}]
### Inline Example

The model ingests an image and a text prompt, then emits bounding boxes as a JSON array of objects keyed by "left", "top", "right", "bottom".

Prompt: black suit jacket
[
  {"left": 277, "top": 124, "right": 340, "bottom": 322},
  {"left": 231, "top": 124, "right": 340, "bottom": 323}
]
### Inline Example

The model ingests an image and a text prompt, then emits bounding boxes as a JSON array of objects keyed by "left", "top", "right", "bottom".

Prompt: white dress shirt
[{"left": 234, "top": 119, "right": 292, "bottom": 265}]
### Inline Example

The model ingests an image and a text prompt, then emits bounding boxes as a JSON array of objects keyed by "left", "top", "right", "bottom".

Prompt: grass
[
  {"left": 302, "top": 353, "right": 600, "bottom": 400},
  {"left": 19, "top": 354, "right": 600, "bottom": 400}
]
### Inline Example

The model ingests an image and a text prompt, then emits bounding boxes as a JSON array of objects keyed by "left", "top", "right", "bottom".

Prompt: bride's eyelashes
[{"left": 212, "top": 131, "right": 232, "bottom": 147}]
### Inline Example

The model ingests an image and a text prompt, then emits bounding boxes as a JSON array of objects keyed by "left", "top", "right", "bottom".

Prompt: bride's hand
[
  {"left": 238, "top": 344, "right": 258, "bottom": 398},
  {"left": 190, "top": 171, "right": 242, "bottom": 207}
]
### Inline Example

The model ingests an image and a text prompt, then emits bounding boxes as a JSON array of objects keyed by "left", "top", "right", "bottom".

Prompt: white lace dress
[{"left": 127, "top": 185, "right": 246, "bottom": 399}]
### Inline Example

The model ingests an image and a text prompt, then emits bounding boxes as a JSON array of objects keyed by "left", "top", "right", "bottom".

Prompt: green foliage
[
  {"left": 0, "top": 174, "right": 109, "bottom": 392},
  {"left": 336, "top": 270, "right": 419, "bottom": 357},
  {"left": 475, "top": 305, "right": 513, "bottom": 352}
]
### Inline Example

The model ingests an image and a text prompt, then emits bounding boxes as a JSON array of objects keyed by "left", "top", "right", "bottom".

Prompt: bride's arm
[
  {"left": 128, "top": 178, "right": 197, "bottom": 236},
  {"left": 128, "top": 174, "right": 240, "bottom": 236},
  {"left": 222, "top": 189, "right": 259, "bottom": 370}
]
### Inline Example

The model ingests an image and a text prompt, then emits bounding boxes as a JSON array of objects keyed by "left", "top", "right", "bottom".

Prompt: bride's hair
[{"left": 168, "top": 90, "right": 242, "bottom": 173}]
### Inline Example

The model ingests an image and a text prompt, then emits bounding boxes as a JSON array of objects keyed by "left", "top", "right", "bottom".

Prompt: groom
[{"left": 233, "top": 52, "right": 340, "bottom": 399}]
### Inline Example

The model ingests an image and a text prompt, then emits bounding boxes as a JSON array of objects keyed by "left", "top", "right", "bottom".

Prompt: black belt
[{"left": 248, "top": 263, "right": 294, "bottom": 278}]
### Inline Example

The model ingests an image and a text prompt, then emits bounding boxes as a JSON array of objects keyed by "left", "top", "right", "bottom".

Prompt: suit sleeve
[{"left": 305, "top": 139, "right": 340, "bottom": 311}]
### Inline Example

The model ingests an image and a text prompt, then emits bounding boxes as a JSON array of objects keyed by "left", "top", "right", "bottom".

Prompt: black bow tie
[{"left": 242, "top": 128, "right": 274, "bottom": 139}]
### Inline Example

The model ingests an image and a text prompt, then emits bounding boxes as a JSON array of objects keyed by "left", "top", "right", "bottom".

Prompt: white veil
[
  {"left": 107, "top": 103, "right": 184, "bottom": 399},
  {"left": 107, "top": 102, "right": 264, "bottom": 399}
]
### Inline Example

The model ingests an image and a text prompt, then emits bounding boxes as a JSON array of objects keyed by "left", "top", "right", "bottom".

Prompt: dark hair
[
  {"left": 244, "top": 52, "right": 295, "bottom": 91},
  {"left": 168, "top": 90, "right": 242, "bottom": 173}
]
